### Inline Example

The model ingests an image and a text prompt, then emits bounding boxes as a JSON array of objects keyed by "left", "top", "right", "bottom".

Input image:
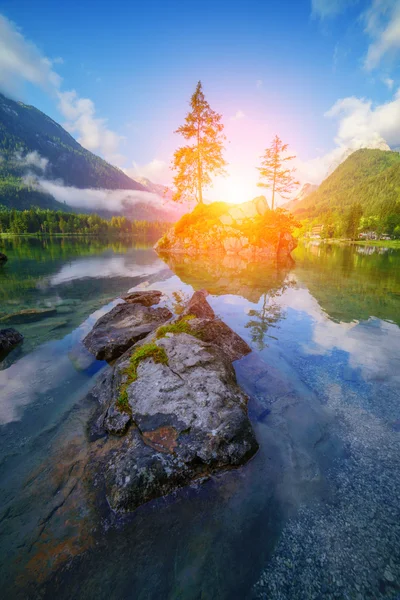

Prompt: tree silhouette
[
  {"left": 172, "top": 81, "right": 227, "bottom": 204},
  {"left": 245, "top": 278, "right": 295, "bottom": 350},
  {"left": 257, "top": 135, "right": 299, "bottom": 210}
]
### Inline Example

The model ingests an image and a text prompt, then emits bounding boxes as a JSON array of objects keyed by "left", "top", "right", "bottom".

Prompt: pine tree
[
  {"left": 257, "top": 135, "right": 299, "bottom": 210},
  {"left": 172, "top": 81, "right": 227, "bottom": 204}
]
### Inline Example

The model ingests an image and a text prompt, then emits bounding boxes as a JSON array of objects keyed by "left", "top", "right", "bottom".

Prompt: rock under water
[{"left": 0, "top": 328, "right": 24, "bottom": 359}]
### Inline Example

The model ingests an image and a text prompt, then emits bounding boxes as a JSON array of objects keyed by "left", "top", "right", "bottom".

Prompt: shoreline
[
  {"left": 298, "top": 238, "right": 400, "bottom": 249},
  {"left": 0, "top": 232, "right": 160, "bottom": 239}
]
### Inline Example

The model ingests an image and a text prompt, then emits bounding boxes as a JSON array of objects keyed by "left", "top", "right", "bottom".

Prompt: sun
[{"left": 211, "top": 174, "right": 260, "bottom": 205}]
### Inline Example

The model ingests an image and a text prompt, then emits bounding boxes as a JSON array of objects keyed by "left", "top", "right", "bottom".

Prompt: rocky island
[
  {"left": 155, "top": 196, "right": 298, "bottom": 261},
  {"left": 83, "top": 289, "right": 258, "bottom": 513}
]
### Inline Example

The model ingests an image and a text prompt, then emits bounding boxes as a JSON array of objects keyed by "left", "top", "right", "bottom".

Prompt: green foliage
[
  {"left": 239, "top": 208, "right": 301, "bottom": 245},
  {"left": 258, "top": 135, "right": 299, "bottom": 210},
  {"left": 345, "top": 202, "right": 363, "bottom": 240},
  {"left": 172, "top": 81, "right": 227, "bottom": 204},
  {"left": 292, "top": 149, "right": 400, "bottom": 223},
  {"left": 155, "top": 315, "right": 196, "bottom": 339},
  {"left": 0, "top": 206, "right": 170, "bottom": 237}
]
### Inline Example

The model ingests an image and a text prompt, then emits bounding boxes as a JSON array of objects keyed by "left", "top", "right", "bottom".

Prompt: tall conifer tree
[
  {"left": 257, "top": 135, "right": 299, "bottom": 210},
  {"left": 172, "top": 81, "right": 227, "bottom": 204}
]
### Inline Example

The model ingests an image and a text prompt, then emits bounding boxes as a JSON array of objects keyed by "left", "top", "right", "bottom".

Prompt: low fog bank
[{"left": 25, "top": 175, "right": 186, "bottom": 221}]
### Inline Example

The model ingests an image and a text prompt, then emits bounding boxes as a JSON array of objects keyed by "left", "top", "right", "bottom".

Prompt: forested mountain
[
  {"left": 0, "top": 93, "right": 186, "bottom": 221},
  {"left": 289, "top": 149, "right": 400, "bottom": 219},
  {"left": 0, "top": 92, "right": 145, "bottom": 190}
]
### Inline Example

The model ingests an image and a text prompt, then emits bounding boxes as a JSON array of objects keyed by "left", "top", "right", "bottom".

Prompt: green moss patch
[
  {"left": 116, "top": 343, "right": 169, "bottom": 413},
  {"left": 155, "top": 314, "right": 196, "bottom": 339}
]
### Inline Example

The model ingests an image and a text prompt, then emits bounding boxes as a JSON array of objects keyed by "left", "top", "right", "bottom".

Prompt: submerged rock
[
  {"left": 0, "top": 252, "right": 7, "bottom": 265},
  {"left": 0, "top": 307, "right": 57, "bottom": 324},
  {"left": 87, "top": 291, "right": 257, "bottom": 513},
  {"left": 0, "top": 328, "right": 24, "bottom": 359},
  {"left": 122, "top": 290, "right": 162, "bottom": 307},
  {"left": 83, "top": 301, "right": 172, "bottom": 362}
]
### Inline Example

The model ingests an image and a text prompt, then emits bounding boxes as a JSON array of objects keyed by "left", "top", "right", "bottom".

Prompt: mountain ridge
[
  {"left": 0, "top": 92, "right": 186, "bottom": 221},
  {"left": 288, "top": 148, "right": 400, "bottom": 219},
  {"left": 0, "top": 92, "right": 146, "bottom": 191}
]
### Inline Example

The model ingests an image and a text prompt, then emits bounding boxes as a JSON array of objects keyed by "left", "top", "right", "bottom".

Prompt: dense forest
[
  {"left": 286, "top": 149, "right": 400, "bottom": 239},
  {"left": 0, "top": 206, "right": 171, "bottom": 237}
]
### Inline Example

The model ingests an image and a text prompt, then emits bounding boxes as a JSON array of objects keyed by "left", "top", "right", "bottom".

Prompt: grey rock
[
  {"left": 189, "top": 316, "right": 251, "bottom": 362},
  {"left": 104, "top": 404, "right": 131, "bottom": 435},
  {"left": 0, "top": 252, "right": 7, "bottom": 265},
  {"left": 122, "top": 290, "right": 162, "bottom": 307},
  {"left": 183, "top": 289, "right": 215, "bottom": 319},
  {"left": 87, "top": 291, "right": 258, "bottom": 513},
  {"left": 97, "top": 332, "right": 258, "bottom": 512},
  {"left": 83, "top": 302, "right": 172, "bottom": 362},
  {"left": 0, "top": 328, "right": 24, "bottom": 359}
]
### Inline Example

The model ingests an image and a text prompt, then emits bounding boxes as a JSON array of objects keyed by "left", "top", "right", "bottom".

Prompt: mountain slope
[
  {"left": 0, "top": 93, "right": 187, "bottom": 221},
  {"left": 0, "top": 92, "right": 146, "bottom": 190},
  {"left": 291, "top": 149, "right": 400, "bottom": 218},
  {"left": 284, "top": 183, "right": 318, "bottom": 212}
]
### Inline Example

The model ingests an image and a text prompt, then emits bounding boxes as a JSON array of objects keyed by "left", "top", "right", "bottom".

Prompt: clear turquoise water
[{"left": 0, "top": 237, "right": 399, "bottom": 599}]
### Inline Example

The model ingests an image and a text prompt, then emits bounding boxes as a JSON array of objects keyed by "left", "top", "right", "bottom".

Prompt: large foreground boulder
[
  {"left": 0, "top": 328, "right": 23, "bottom": 359},
  {"left": 87, "top": 290, "right": 258, "bottom": 512},
  {"left": 83, "top": 302, "right": 172, "bottom": 362}
]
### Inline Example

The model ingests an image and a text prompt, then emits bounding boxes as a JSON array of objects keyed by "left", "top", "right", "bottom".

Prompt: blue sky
[{"left": 1, "top": 0, "right": 400, "bottom": 202}]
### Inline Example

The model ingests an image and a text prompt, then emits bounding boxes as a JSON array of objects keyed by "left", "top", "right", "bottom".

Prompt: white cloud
[
  {"left": 0, "top": 13, "right": 125, "bottom": 166},
  {"left": 50, "top": 257, "right": 164, "bottom": 286},
  {"left": 383, "top": 76, "right": 394, "bottom": 89},
  {"left": 30, "top": 177, "right": 165, "bottom": 212},
  {"left": 15, "top": 150, "right": 48, "bottom": 171},
  {"left": 124, "top": 159, "right": 170, "bottom": 184},
  {"left": 327, "top": 91, "right": 400, "bottom": 148},
  {"left": 281, "top": 286, "right": 400, "bottom": 384},
  {"left": 0, "top": 14, "right": 62, "bottom": 97},
  {"left": 296, "top": 89, "right": 400, "bottom": 184},
  {"left": 364, "top": 0, "right": 400, "bottom": 69},
  {"left": 311, "top": 0, "right": 356, "bottom": 19},
  {"left": 57, "top": 90, "right": 125, "bottom": 164},
  {"left": 231, "top": 110, "right": 246, "bottom": 121}
]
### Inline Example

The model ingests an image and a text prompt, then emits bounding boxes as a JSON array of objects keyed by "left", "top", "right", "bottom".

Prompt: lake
[{"left": 0, "top": 236, "right": 400, "bottom": 599}]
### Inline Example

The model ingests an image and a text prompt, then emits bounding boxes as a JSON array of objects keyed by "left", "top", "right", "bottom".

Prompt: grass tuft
[{"left": 116, "top": 389, "right": 131, "bottom": 414}]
